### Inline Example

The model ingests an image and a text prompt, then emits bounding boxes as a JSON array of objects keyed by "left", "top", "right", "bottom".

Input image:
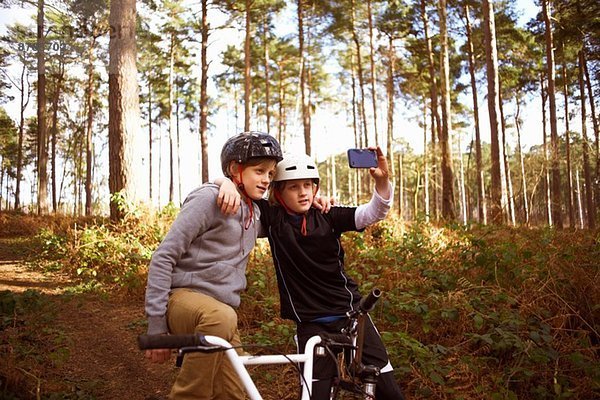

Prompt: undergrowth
[{"left": 3, "top": 208, "right": 599, "bottom": 399}]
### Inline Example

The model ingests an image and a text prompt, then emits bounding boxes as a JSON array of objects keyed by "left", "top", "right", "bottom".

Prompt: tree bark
[
  {"left": 439, "top": 0, "right": 455, "bottom": 220},
  {"left": 543, "top": 0, "right": 563, "bottom": 228},
  {"left": 244, "top": 0, "right": 252, "bottom": 132},
  {"left": 37, "top": 0, "right": 49, "bottom": 214},
  {"left": 298, "top": 0, "right": 311, "bottom": 155},
  {"left": 367, "top": 0, "right": 378, "bottom": 147},
  {"left": 423, "top": 96, "right": 429, "bottom": 221},
  {"left": 15, "top": 63, "right": 31, "bottom": 211},
  {"left": 561, "top": 44, "right": 574, "bottom": 226},
  {"left": 350, "top": 0, "right": 368, "bottom": 149},
  {"left": 499, "top": 85, "right": 515, "bottom": 225},
  {"left": 50, "top": 61, "right": 64, "bottom": 213},
  {"left": 168, "top": 32, "right": 175, "bottom": 203},
  {"left": 483, "top": 0, "right": 505, "bottom": 224},
  {"left": 385, "top": 35, "right": 395, "bottom": 187},
  {"left": 108, "top": 0, "right": 144, "bottom": 220},
  {"left": 541, "top": 75, "right": 552, "bottom": 225},
  {"left": 148, "top": 84, "right": 153, "bottom": 201},
  {"left": 85, "top": 37, "right": 96, "bottom": 216},
  {"left": 200, "top": 0, "right": 209, "bottom": 182},
  {"left": 515, "top": 95, "right": 529, "bottom": 224},
  {"left": 465, "top": 4, "right": 486, "bottom": 224},
  {"left": 263, "top": 15, "right": 271, "bottom": 134},
  {"left": 421, "top": 0, "right": 441, "bottom": 219},
  {"left": 578, "top": 50, "right": 595, "bottom": 229},
  {"left": 582, "top": 50, "right": 599, "bottom": 215}
]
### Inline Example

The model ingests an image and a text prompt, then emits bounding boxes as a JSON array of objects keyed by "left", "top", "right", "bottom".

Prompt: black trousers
[{"left": 297, "top": 317, "right": 405, "bottom": 400}]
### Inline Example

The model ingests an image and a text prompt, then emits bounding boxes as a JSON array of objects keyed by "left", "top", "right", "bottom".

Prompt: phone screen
[{"left": 347, "top": 149, "right": 378, "bottom": 168}]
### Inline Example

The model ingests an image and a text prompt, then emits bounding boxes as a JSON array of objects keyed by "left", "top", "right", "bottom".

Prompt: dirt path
[{"left": 0, "top": 237, "right": 173, "bottom": 399}]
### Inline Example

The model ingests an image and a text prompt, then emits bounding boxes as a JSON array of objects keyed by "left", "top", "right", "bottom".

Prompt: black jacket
[{"left": 257, "top": 200, "right": 363, "bottom": 322}]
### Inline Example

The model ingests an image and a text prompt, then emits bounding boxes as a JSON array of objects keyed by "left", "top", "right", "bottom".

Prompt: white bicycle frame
[{"left": 203, "top": 334, "right": 323, "bottom": 400}]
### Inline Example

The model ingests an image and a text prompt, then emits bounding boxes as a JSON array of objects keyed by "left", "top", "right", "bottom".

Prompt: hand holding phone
[{"left": 347, "top": 148, "right": 378, "bottom": 168}]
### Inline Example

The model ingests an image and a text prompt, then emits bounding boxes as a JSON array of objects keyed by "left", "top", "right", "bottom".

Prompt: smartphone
[{"left": 347, "top": 148, "right": 378, "bottom": 168}]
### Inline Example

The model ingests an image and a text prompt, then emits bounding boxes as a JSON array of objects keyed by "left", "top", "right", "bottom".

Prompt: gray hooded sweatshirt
[{"left": 145, "top": 184, "right": 260, "bottom": 335}]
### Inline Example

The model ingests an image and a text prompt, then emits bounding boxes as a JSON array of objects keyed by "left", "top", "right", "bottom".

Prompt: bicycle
[{"left": 138, "top": 288, "right": 383, "bottom": 400}]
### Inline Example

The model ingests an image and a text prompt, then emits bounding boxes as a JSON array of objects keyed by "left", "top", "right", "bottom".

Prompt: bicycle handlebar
[
  {"left": 138, "top": 333, "right": 214, "bottom": 350},
  {"left": 358, "top": 288, "right": 381, "bottom": 313}
]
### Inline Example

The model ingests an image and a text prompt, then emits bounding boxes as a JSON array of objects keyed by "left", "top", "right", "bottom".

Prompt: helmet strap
[{"left": 232, "top": 163, "right": 254, "bottom": 230}]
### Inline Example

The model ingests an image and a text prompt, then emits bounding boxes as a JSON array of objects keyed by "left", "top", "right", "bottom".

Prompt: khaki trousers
[{"left": 167, "top": 289, "right": 245, "bottom": 400}]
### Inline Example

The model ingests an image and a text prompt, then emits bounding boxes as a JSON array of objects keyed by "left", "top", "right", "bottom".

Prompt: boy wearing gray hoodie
[{"left": 144, "top": 132, "right": 282, "bottom": 400}]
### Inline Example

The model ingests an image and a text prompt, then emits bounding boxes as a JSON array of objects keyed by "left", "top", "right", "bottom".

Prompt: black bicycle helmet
[{"left": 221, "top": 131, "right": 283, "bottom": 176}]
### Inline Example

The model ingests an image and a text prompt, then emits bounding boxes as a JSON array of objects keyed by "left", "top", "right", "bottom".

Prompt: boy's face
[
  {"left": 279, "top": 179, "right": 316, "bottom": 213},
  {"left": 233, "top": 160, "right": 277, "bottom": 200}
]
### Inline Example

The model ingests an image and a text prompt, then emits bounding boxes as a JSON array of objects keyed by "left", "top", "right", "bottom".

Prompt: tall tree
[
  {"left": 438, "top": 0, "right": 455, "bottom": 220},
  {"left": 1, "top": 23, "right": 34, "bottom": 211},
  {"left": 483, "top": 0, "right": 506, "bottom": 224},
  {"left": 420, "top": 0, "right": 441, "bottom": 219},
  {"left": 298, "top": 0, "right": 311, "bottom": 154},
  {"left": 108, "top": 0, "right": 144, "bottom": 219},
  {"left": 244, "top": 0, "right": 252, "bottom": 131},
  {"left": 366, "top": 0, "right": 378, "bottom": 146},
  {"left": 542, "top": 0, "right": 562, "bottom": 228},
  {"left": 463, "top": 3, "right": 486, "bottom": 224},
  {"left": 37, "top": 0, "right": 49, "bottom": 214},
  {"left": 578, "top": 49, "right": 595, "bottom": 228},
  {"left": 199, "top": 0, "right": 210, "bottom": 182}
]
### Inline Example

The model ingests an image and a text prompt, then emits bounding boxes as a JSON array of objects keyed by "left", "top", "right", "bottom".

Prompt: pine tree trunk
[
  {"left": 398, "top": 152, "right": 404, "bottom": 219},
  {"left": 515, "top": 96, "right": 529, "bottom": 224},
  {"left": 483, "top": 0, "right": 505, "bottom": 224},
  {"left": 541, "top": 75, "right": 553, "bottom": 225},
  {"left": 367, "top": 0, "right": 378, "bottom": 146},
  {"left": 562, "top": 44, "right": 574, "bottom": 226},
  {"left": 457, "top": 133, "right": 467, "bottom": 224},
  {"left": 439, "top": 0, "right": 455, "bottom": 220},
  {"left": 85, "top": 38, "right": 96, "bottom": 216},
  {"left": 578, "top": 50, "right": 595, "bottom": 229},
  {"left": 423, "top": 96, "right": 429, "bottom": 221},
  {"left": 108, "top": 0, "right": 143, "bottom": 220},
  {"left": 298, "top": 0, "right": 311, "bottom": 155},
  {"left": 176, "top": 81, "right": 182, "bottom": 204},
  {"left": 244, "top": 0, "right": 252, "bottom": 132},
  {"left": 37, "top": 0, "right": 49, "bottom": 214},
  {"left": 51, "top": 61, "right": 64, "bottom": 213},
  {"left": 277, "top": 59, "right": 284, "bottom": 144},
  {"left": 499, "top": 87, "right": 515, "bottom": 225},
  {"left": 168, "top": 33, "right": 175, "bottom": 203},
  {"left": 263, "top": 15, "right": 271, "bottom": 134},
  {"left": 350, "top": 0, "right": 369, "bottom": 148},
  {"left": 386, "top": 36, "right": 395, "bottom": 187},
  {"left": 575, "top": 170, "right": 584, "bottom": 228},
  {"left": 582, "top": 50, "right": 599, "bottom": 216},
  {"left": 148, "top": 85, "right": 153, "bottom": 201},
  {"left": 542, "top": 0, "right": 563, "bottom": 228},
  {"left": 465, "top": 4, "right": 486, "bottom": 224},
  {"left": 421, "top": 0, "right": 441, "bottom": 220},
  {"left": 15, "top": 63, "right": 28, "bottom": 210},
  {"left": 200, "top": 0, "right": 209, "bottom": 182}
]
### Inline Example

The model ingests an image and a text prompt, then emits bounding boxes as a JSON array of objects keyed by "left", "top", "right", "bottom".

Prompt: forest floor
[{"left": 0, "top": 236, "right": 174, "bottom": 400}]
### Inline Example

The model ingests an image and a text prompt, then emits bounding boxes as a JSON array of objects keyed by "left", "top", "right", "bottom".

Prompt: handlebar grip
[
  {"left": 358, "top": 288, "right": 382, "bottom": 313},
  {"left": 138, "top": 333, "right": 206, "bottom": 350}
]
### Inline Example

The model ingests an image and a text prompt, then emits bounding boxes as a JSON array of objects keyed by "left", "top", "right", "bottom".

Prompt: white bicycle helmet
[{"left": 273, "top": 153, "right": 320, "bottom": 183}]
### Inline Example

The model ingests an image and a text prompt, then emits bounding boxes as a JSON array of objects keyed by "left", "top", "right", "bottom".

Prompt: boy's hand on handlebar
[{"left": 145, "top": 348, "right": 172, "bottom": 364}]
